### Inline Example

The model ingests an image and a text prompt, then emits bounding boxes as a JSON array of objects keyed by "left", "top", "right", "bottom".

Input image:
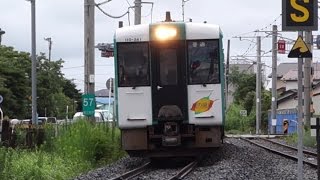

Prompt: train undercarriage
[{"left": 121, "top": 122, "right": 224, "bottom": 157}]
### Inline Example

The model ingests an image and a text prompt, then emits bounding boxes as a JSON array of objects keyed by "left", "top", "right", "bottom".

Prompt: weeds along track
[
  {"left": 241, "top": 137, "right": 317, "bottom": 168},
  {"left": 109, "top": 158, "right": 199, "bottom": 180}
]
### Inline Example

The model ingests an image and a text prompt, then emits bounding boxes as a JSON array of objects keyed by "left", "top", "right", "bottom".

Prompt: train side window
[
  {"left": 188, "top": 40, "right": 220, "bottom": 84},
  {"left": 117, "top": 43, "right": 149, "bottom": 87}
]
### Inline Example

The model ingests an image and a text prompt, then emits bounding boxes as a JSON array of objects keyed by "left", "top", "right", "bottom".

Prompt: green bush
[
  {"left": 226, "top": 104, "right": 255, "bottom": 133},
  {"left": 284, "top": 130, "right": 316, "bottom": 148},
  {"left": 0, "top": 120, "right": 126, "bottom": 179},
  {"left": 53, "top": 120, "right": 125, "bottom": 165},
  {"left": 0, "top": 148, "right": 89, "bottom": 179}
]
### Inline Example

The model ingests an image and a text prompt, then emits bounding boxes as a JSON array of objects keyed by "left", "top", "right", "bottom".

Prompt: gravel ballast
[{"left": 75, "top": 138, "right": 317, "bottom": 180}]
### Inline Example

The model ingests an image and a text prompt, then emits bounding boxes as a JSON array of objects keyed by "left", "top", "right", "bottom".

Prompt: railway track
[
  {"left": 168, "top": 160, "right": 198, "bottom": 180},
  {"left": 241, "top": 137, "right": 317, "bottom": 168},
  {"left": 109, "top": 162, "right": 151, "bottom": 180},
  {"left": 109, "top": 159, "right": 198, "bottom": 180}
]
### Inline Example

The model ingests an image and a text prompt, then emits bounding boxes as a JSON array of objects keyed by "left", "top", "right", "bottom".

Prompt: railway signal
[
  {"left": 96, "top": 43, "right": 114, "bottom": 58},
  {"left": 282, "top": 0, "right": 318, "bottom": 31},
  {"left": 278, "top": 40, "right": 286, "bottom": 54},
  {"left": 288, "top": 36, "right": 312, "bottom": 58}
]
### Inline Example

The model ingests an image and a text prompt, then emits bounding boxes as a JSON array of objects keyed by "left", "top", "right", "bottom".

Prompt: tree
[
  {"left": 0, "top": 45, "right": 82, "bottom": 119},
  {"left": 228, "top": 66, "right": 271, "bottom": 132},
  {"left": 0, "top": 46, "right": 30, "bottom": 119},
  {"left": 228, "top": 66, "right": 256, "bottom": 114}
]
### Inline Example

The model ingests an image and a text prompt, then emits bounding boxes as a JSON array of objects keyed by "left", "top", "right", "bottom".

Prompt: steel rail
[
  {"left": 109, "top": 162, "right": 151, "bottom": 180},
  {"left": 168, "top": 160, "right": 198, "bottom": 180},
  {"left": 241, "top": 138, "right": 317, "bottom": 168},
  {"left": 260, "top": 138, "right": 317, "bottom": 157}
]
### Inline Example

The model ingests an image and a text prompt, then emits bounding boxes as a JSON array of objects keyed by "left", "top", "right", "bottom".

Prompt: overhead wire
[
  {"left": 96, "top": 0, "right": 112, "bottom": 6},
  {"left": 95, "top": 3, "right": 129, "bottom": 19},
  {"left": 62, "top": 65, "right": 84, "bottom": 70},
  {"left": 233, "top": 13, "right": 283, "bottom": 62}
]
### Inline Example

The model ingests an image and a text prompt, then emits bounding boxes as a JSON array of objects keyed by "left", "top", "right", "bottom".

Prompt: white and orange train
[{"left": 113, "top": 13, "right": 225, "bottom": 157}]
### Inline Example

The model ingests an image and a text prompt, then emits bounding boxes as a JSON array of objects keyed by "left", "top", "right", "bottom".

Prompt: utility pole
[
  {"left": 271, "top": 25, "right": 278, "bottom": 134},
  {"left": 134, "top": 0, "right": 141, "bottom": 25},
  {"left": 226, "top": 39, "right": 230, "bottom": 108},
  {"left": 27, "top": 0, "right": 38, "bottom": 125},
  {"left": 297, "top": 31, "right": 304, "bottom": 180},
  {"left": 182, "top": 0, "right": 190, "bottom": 22},
  {"left": 256, "top": 36, "right": 261, "bottom": 135},
  {"left": 304, "top": 31, "right": 313, "bottom": 128},
  {"left": 84, "top": 0, "right": 95, "bottom": 95},
  {"left": 0, "top": 28, "right": 5, "bottom": 45},
  {"left": 44, "top": 37, "right": 52, "bottom": 61}
]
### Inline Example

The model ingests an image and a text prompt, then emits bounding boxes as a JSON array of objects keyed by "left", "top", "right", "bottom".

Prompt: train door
[{"left": 151, "top": 41, "right": 188, "bottom": 121}]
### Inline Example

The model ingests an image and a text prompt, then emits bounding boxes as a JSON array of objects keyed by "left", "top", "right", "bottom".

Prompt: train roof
[{"left": 115, "top": 22, "right": 222, "bottom": 42}]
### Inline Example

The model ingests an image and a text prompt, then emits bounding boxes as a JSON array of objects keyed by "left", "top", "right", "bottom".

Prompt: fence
[{"left": 0, "top": 119, "right": 116, "bottom": 149}]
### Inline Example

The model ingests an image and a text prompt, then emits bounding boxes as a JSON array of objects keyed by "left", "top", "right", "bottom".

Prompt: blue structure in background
[
  {"left": 268, "top": 109, "right": 298, "bottom": 134},
  {"left": 96, "top": 97, "right": 114, "bottom": 111},
  {"left": 96, "top": 97, "right": 114, "bottom": 105}
]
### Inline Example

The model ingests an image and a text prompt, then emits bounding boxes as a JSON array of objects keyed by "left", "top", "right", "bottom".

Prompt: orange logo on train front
[{"left": 191, "top": 93, "right": 218, "bottom": 114}]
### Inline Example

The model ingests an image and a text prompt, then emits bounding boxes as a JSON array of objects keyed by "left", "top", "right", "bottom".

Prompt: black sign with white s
[{"left": 282, "top": 0, "right": 318, "bottom": 31}]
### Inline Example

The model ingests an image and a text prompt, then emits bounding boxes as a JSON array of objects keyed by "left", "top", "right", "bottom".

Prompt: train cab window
[
  {"left": 117, "top": 43, "right": 149, "bottom": 87},
  {"left": 188, "top": 40, "right": 220, "bottom": 84},
  {"left": 159, "top": 49, "right": 178, "bottom": 86}
]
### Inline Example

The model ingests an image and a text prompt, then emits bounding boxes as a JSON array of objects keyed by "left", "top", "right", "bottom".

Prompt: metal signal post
[
  {"left": 297, "top": 31, "right": 304, "bottom": 180},
  {"left": 304, "top": 31, "right": 313, "bottom": 128}
]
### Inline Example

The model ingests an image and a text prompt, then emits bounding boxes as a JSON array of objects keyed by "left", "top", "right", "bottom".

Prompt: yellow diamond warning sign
[{"left": 288, "top": 35, "right": 312, "bottom": 58}]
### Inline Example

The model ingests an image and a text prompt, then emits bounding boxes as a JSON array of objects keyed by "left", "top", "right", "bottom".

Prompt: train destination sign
[
  {"left": 288, "top": 36, "right": 312, "bottom": 58},
  {"left": 282, "top": 0, "right": 318, "bottom": 31}
]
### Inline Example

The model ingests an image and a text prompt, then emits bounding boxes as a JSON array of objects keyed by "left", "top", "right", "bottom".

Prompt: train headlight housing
[{"left": 155, "top": 27, "right": 177, "bottom": 40}]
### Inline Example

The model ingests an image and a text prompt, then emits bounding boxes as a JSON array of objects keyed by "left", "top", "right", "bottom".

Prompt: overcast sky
[{"left": 1, "top": 0, "right": 319, "bottom": 91}]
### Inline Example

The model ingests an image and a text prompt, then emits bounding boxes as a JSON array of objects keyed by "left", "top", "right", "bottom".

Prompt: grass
[
  {"left": 0, "top": 120, "right": 126, "bottom": 179},
  {"left": 284, "top": 129, "right": 317, "bottom": 148}
]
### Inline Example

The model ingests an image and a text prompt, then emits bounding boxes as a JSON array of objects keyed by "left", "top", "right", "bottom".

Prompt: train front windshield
[
  {"left": 188, "top": 40, "right": 220, "bottom": 84},
  {"left": 117, "top": 43, "right": 150, "bottom": 87}
]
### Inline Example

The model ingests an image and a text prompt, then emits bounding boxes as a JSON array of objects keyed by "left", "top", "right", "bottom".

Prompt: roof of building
[
  {"left": 277, "top": 89, "right": 297, "bottom": 104},
  {"left": 95, "top": 89, "right": 114, "bottom": 97},
  {"left": 269, "top": 62, "right": 320, "bottom": 78},
  {"left": 281, "top": 69, "right": 320, "bottom": 81},
  {"left": 281, "top": 69, "right": 298, "bottom": 81},
  {"left": 268, "top": 63, "right": 297, "bottom": 78}
]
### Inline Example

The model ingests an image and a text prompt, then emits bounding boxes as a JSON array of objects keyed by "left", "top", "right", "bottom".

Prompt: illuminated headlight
[{"left": 155, "top": 27, "right": 177, "bottom": 40}]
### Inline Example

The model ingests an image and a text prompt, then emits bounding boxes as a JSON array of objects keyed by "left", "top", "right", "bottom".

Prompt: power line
[
  {"left": 62, "top": 65, "right": 84, "bottom": 70},
  {"left": 62, "top": 64, "right": 113, "bottom": 70},
  {"left": 95, "top": 3, "right": 129, "bottom": 19},
  {"left": 96, "top": 0, "right": 112, "bottom": 6},
  {"left": 232, "top": 14, "right": 281, "bottom": 38},
  {"left": 258, "top": 14, "right": 282, "bottom": 31},
  {"left": 141, "top": 5, "right": 153, "bottom": 17},
  {"left": 125, "top": 0, "right": 133, "bottom": 9}
]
